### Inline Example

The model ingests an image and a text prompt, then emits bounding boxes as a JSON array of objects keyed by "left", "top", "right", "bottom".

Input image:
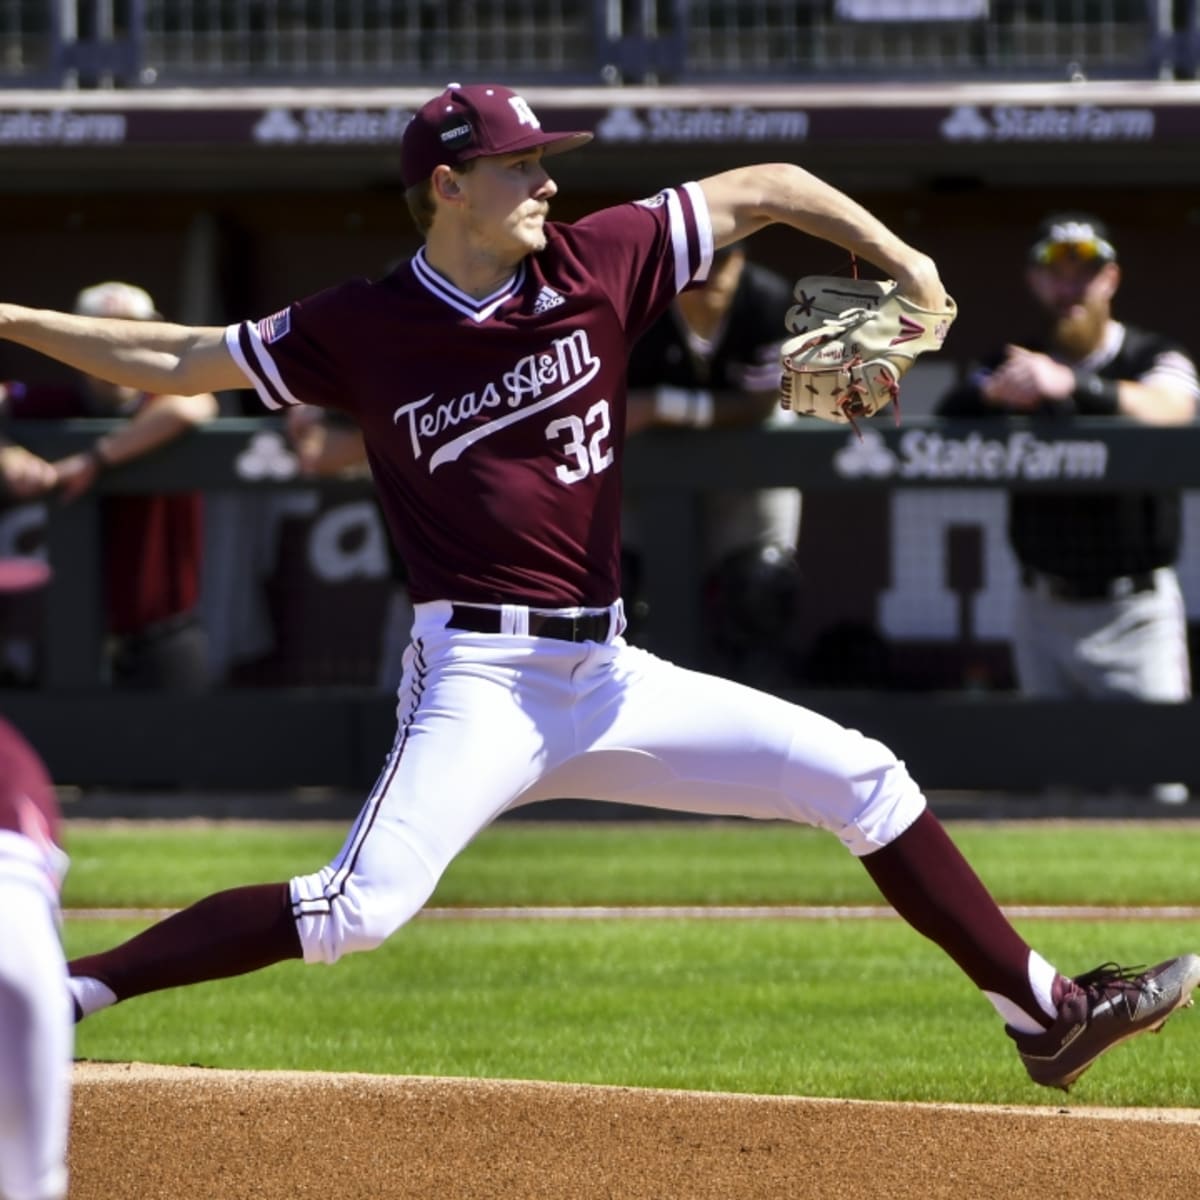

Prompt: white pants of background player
[
  {"left": 0, "top": 835, "right": 71, "bottom": 1200},
  {"left": 290, "top": 599, "right": 925, "bottom": 963},
  {"left": 1014, "top": 567, "right": 1191, "bottom": 804},
  {"left": 1014, "top": 567, "right": 1190, "bottom": 701}
]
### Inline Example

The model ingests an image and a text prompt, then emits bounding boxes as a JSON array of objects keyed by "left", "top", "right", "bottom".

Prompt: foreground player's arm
[
  {"left": 698, "top": 164, "right": 944, "bottom": 310},
  {"left": 0, "top": 304, "right": 247, "bottom": 396}
]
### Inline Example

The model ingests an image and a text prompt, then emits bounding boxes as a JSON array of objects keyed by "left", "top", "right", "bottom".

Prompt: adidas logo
[{"left": 532, "top": 286, "right": 564, "bottom": 315}]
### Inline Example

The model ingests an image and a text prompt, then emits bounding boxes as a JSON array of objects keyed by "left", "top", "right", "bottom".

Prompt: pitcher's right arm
[{"left": 0, "top": 304, "right": 248, "bottom": 397}]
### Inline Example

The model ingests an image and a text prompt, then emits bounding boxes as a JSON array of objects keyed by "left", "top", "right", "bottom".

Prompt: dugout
[{"left": 5, "top": 62, "right": 1200, "bottom": 798}]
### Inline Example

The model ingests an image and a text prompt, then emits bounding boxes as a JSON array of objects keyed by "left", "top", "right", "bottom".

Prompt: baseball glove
[{"left": 779, "top": 275, "right": 957, "bottom": 428}]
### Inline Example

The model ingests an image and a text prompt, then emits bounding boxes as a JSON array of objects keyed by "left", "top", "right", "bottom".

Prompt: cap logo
[
  {"left": 507, "top": 95, "right": 541, "bottom": 130},
  {"left": 438, "top": 113, "right": 475, "bottom": 153}
]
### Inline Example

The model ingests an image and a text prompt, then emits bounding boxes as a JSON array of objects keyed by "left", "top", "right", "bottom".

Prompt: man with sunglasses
[{"left": 939, "top": 213, "right": 1198, "bottom": 803}]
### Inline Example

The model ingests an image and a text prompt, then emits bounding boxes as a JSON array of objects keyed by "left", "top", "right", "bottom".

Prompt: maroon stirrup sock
[
  {"left": 68, "top": 881, "right": 301, "bottom": 1002},
  {"left": 861, "top": 810, "right": 1045, "bottom": 1023}
]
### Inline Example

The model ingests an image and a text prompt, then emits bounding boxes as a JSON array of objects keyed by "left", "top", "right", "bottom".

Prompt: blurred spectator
[
  {"left": 284, "top": 404, "right": 413, "bottom": 690},
  {"left": 623, "top": 243, "right": 802, "bottom": 687},
  {"left": 286, "top": 405, "right": 371, "bottom": 481},
  {"left": 938, "top": 213, "right": 1199, "bottom": 803},
  {"left": 0, "top": 282, "right": 219, "bottom": 690}
]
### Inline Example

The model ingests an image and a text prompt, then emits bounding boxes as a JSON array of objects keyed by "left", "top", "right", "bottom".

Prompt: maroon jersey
[
  {"left": 0, "top": 717, "right": 61, "bottom": 858},
  {"left": 229, "top": 184, "right": 713, "bottom": 605},
  {"left": 4, "top": 384, "right": 203, "bottom": 635}
]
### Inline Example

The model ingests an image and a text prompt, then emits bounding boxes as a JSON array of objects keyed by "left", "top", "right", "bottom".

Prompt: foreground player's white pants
[
  {"left": 291, "top": 603, "right": 926, "bottom": 964},
  {"left": 0, "top": 841, "right": 72, "bottom": 1200}
]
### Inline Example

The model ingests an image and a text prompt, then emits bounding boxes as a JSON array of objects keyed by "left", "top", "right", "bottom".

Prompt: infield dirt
[{"left": 69, "top": 1062, "right": 1200, "bottom": 1199}]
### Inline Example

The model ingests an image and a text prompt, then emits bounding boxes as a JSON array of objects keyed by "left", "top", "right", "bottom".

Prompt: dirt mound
[{"left": 69, "top": 1062, "right": 1200, "bottom": 1199}]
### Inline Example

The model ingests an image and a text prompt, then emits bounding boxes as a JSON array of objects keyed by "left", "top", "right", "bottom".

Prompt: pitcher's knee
[
  {"left": 836, "top": 757, "right": 925, "bottom": 856},
  {"left": 290, "top": 859, "right": 437, "bottom": 965},
  {"left": 781, "top": 725, "right": 926, "bottom": 856}
]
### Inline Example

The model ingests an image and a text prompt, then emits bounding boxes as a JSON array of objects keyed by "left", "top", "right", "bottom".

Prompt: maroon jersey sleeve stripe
[{"left": 224, "top": 322, "right": 298, "bottom": 411}]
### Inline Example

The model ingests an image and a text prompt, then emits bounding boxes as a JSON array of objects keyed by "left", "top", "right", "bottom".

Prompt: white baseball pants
[{"left": 291, "top": 601, "right": 926, "bottom": 964}]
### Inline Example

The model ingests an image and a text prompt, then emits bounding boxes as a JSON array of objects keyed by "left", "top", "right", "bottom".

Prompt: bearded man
[{"left": 938, "top": 213, "right": 1199, "bottom": 804}]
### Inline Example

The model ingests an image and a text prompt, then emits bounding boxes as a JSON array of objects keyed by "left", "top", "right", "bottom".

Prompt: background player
[
  {"left": 938, "top": 213, "right": 1199, "bottom": 804},
  {"left": 623, "top": 240, "right": 803, "bottom": 687},
  {"left": 0, "top": 85, "right": 1196, "bottom": 1091},
  {"left": 0, "top": 696, "right": 71, "bottom": 1199}
]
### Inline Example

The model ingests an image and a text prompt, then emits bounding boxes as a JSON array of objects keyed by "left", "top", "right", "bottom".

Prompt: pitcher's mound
[{"left": 70, "top": 1062, "right": 1200, "bottom": 1199}]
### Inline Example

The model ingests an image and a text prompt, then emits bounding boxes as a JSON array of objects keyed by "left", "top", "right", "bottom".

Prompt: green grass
[
  {"left": 62, "top": 818, "right": 1200, "bottom": 908},
  {"left": 63, "top": 818, "right": 1200, "bottom": 1106}
]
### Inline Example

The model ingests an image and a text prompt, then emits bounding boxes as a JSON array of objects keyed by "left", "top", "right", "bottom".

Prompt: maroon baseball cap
[{"left": 400, "top": 83, "right": 592, "bottom": 189}]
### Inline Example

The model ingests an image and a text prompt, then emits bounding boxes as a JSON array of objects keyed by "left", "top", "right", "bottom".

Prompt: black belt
[
  {"left": 447, "top": 605, "right": 611, "bottom": 643},
  {"left": 1020, "top": 567, "right": 1156, "bottom": 602}
]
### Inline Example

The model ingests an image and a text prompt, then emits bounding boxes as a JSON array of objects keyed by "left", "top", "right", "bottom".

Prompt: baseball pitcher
[{"left": 0, "top": 85, "right": 1196, "bottom": 1093}]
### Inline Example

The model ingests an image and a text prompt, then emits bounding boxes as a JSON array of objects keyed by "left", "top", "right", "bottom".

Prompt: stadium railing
[
  {"left": 0, "top": 1, "right": 1195, "bottom": 90},
  {"left": 5, "top": 416, "right": 1200, "bottom": 797}
]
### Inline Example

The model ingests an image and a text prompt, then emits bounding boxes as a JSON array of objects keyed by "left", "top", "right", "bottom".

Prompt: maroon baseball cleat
[{"left": 1009, "top": 954, "right": 1200, "bottom": 1091}]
